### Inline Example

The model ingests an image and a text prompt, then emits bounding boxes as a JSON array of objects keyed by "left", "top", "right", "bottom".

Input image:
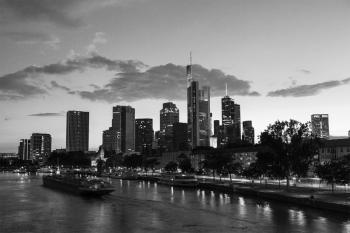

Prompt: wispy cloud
[
  {"left": 87, "top": 32, "right": 107, "bottom": 55},
  {"left": 267, "top": 78, "right": 350, "bottom": 97},
  {"left": 0, "top": 31, "right": 60, "bottom": 49},
  {"left": 28, "top": 112, "right": 64, "bottom": 117},
  {"left": 0, "top": 0, "right": 125, "bottom": 28}
]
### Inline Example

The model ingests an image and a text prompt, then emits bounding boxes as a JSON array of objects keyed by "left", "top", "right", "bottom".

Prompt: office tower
[
  {"left": 102, "top": 127, "right": 120, "bottom": 153},
  {"left": 135, "top": 118, "right": 154, "bottom": 153},
  {"left": 66, "top": 111, "right": 89, "bottom": 152},
  {"left": 222, "top": 93, "right": 241, "bottom": 145},
  {"left": 187, "top": 55, "right": 211, "bottom": 149},
  {"left": 160, "top": 102, "right": 179, "bottom": 132},
  {"left": 18, "top": 139, "right": 30, "bottom": 160},
  {"left": 311, "top": 114, "right": 329, "bottom": 139},
  {"left": 112, "top": 105, "right": 135, "bottom": 152},
  {"left": 172, "top": 122, "right": 188, "bottom": 151},
  {"left": 213, "top": 120, "right": 220, "bottom": 136},
  {"left": 242, "top": 121, "right": 255, "bottom": 144},
  {"left": 30, "top": 133, "right": 51, "bottom": 162}
]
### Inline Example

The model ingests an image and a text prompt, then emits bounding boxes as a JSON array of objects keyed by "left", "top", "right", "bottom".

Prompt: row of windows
[{"left": 321, "top": 147, "right": 350, "bottom": 153}]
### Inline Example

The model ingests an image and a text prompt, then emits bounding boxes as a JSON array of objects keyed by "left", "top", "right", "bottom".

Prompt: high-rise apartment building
[
  {"left": 213, "top": 120, "right": 220, "bottom": 137},
  {"left": 30, "top": 133, "right": 51, "bottom": 162},
  {"left": 135, "top": 118, "right": 154, "bottom": 153},
  {"left": 222, "top": 95, "right": 241, "bottom": 144},
  {"left": 102, "top": 127, "right": 120, "bottom": 153},
  {"left": 66, "top": 111, "right": 89, "bottom": 152},
  {"left": 187, "top": 56, "right": 211, "bottom": 149},
  {"left": 242, "top": 121, "right": 255, "bottom": 145},
  {"left": 18, "top": 139, "right": 30, "bottom": 160},
  {"left": 311, "top": 114, "right": 329, "bottom": 139},
  {"left": 112, "top": 105, "right": 135, "bottom": 152}
]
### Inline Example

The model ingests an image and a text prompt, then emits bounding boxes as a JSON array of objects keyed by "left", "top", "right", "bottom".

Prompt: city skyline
[{"left": 1, "top": 0, "right": 350, "bottom": 152}]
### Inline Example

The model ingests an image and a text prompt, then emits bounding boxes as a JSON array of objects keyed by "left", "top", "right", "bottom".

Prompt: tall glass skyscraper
[
  {"left": 221, "top": 95, "right": 241, "bottom": 144},
  {"left": 66, "top": 111, "right": 89, "bottom": 152},
  {"left": 30, "top": 133, "right": 51, "bottom": 162},
  {"left": 112, "top": 105, "right": 135, "bottom": 152},
  {"left": 186, "top": 56, "right": 211, "bottom": 149},
  {"left": 135, "top": 118, "right": 154, "bottom": 153}
]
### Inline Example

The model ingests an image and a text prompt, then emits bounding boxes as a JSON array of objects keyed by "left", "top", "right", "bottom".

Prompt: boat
[
  {"left": 157, "top": 173, "right": 198, "bottom": 187},
  {"left": 42, "top": 174, "right": 115, "bottom": 196}
]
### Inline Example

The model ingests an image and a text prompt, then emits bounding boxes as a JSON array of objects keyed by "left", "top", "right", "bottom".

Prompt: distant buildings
[
  {"left": 311, "top": 114, "right": 329, "bottom": 139},
  {"left": 66, "top": 111, "right": 89, "bottom": 152},
  {"left": 319, "top": 138, "right": 350, "bottom": 162},
  {"left": 135, "top": 118, "right": 154, "bottom": 153},
  {"left": 186, "top": 58, "right": 211, "bottom": 149},
  {"left": 112, "top": 105, "right": 135, "bottom": 153},
  {"left": 213, "top": 120, "right": 220, "bottom": 137},
  {"left": 221, "top": 94, "right": 241, "bottom": 145},
  {"left": 18, "top": 139, "right": 30, "bottom": 160},
  {"left": 30, "top": 133, "right": 51, "bottom": 162},
  {"left": 242, "top": 121, "right": 255, "bottom": 144}
]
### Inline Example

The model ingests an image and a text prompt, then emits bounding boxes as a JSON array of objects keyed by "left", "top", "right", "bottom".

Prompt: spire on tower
[{"left": 225, "top": 83, "right": 228, "bottom": 96}]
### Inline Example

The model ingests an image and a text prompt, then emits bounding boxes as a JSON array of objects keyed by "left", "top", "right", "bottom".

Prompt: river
[{"left": 0, "top": 173, "right": 349, "bottom": 233}]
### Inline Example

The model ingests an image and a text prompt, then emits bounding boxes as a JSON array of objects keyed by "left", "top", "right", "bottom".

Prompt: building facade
[
  {"left": 242, "top": 121, "right": 255, "bottom": 145},
  {"left": 102, "top": 127, "right": 120, "bottom": 153},
  {"left": 135, "top": 118, "right": 154, "bottom": 153},
  {"left": 222, "top": 95, "right": 241, "bottom": 145},
  {"left": 318, "top": 139, "right": 350, "bottom": 162},
  {"left": 66, "top": 111, "right": 89, "bottom": 152},
  {"left": 160, "top": 102, "right": 179, "bottom": 132},
  {"left": 30, "top": 133, "right": 51, "bottom": 162},
  {"left": 311, "top": 114, "right": 329, "bottom": 139},
  {"left": 112, "top": 105, "right": 135, "bottom": 153},
  {"left": 18, "top": 139, "right": 31, "bottom": 160}
]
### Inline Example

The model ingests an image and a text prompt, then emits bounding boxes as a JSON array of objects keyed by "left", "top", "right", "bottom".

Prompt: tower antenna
[{"left": 225, "top": 82, "right": 228, "bottom": 96}]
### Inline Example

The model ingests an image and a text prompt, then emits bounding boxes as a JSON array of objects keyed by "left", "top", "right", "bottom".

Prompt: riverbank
[
  {"left": 198, "top": 182, "right": 350, "bottom": 214},
  {"left": 121, "top": 175, "right": 350, "bottom": 215}
]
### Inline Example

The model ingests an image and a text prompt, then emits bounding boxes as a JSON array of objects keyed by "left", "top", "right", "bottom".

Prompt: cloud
[
  {"left": 77, "top": 63, "right": 260, "bottom": 103},
  {"left": 0, "top": 31, "right": 60, "bottom": 49},
  {"left": 0, "top": 54, "right": 146, "bottom": 100},
  {"left": 0, "top": 0, "right": 124, "bottom": 28},
  {"left": 299, "top": 69, "right": 311, "bottom": 75},
  {"left": 87, "top": 32, "right": 107, "bottom": 55},
  {"left": 51, "top": 81, "right": 71, "bottom": 91},
  {"left": 28, "top": 112, "right": 64, "bottom": 117},
  {"left": 267, "top": 78, "right": 350, "bottom": 97}
]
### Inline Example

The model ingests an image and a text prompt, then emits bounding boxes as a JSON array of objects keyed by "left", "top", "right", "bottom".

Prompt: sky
[{"left": 1, "top": 0, "right": 350, "bottom": 152}]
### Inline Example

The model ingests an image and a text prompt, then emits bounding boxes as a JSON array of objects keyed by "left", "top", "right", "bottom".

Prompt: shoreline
[{"left": 126, "top": 175, "right": 350, "bottom": 215}]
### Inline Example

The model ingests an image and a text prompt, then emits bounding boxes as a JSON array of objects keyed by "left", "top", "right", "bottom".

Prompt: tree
[
  {"left": 142, "top": 157, "right": 159, "bottom": 175},
  {"left": 201, "top": 151, "right": 232, "bottom": 182},
  {"left": 255, "top": 119, "right": 320, "bottom": 189},
  {"left": 164, "top": 161, "right": 178, "bottom": 172},
  {"left": 122, "top": 154, "right": 143, "bottom": 169},
  {"left": 226, "top": 161, "right": 243, "bottom": 183},
  {"left": 315, "top": 155, "right": 350, "bottom": 192},
  {"left": 178, "top": 158, "right": 193, "bottom": 173}
]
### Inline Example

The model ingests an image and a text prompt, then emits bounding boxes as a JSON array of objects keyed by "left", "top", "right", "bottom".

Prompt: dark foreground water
[{"left": 0, "top": 173, "right": 349, "bottom": 233}]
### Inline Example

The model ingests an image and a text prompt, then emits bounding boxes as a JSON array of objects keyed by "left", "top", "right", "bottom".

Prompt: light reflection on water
[{"left": 0, "top": 173, "right": 349, "bottom": 233}]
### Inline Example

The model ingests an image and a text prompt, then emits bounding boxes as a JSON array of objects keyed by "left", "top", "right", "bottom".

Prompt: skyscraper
[
  {"left": 66, "top": 111, "right": 89, "bottom": 152},
  {"left": 222, "top": 93, "right": 241, "bottom": 145},
  {"left": 112, "top": 105, "right": 135, "bottom": 152},
  {"left": 172, "top": 122, "right": 189, "bottom": 151},
  {"left": 18, "top": 139, "right": 30, "bottom": 160},
  {"left": 213, "top": 120, "right": 220, "bottom": 137},
  {"left": 102, "top": 127, "right": 120, "bottom": 153},
  {"left": 311, "top": 114, "right": 329, "bottom": 139},
  {"left": 187, "top": 55, "right": 211, "bottom": 149},
  {"left": 160, "top": 102, "right": 179, "bottom": 132},
  {"left": 30, "top": 133, "right": 51, "bottom": 162},
  {"left": 135, "top": 118, "right": 154, "bottom": 153},
  {"left": 242, "top": 121, "right": 255, "bottom": 145}
]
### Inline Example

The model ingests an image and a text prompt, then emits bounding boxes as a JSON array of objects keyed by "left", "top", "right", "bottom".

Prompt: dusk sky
[{"left": 1, "top": 0, "right": 350, "bottom": 152}]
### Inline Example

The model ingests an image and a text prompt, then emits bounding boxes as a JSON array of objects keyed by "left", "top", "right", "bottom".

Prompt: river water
[{"left": 0, "top": 173, "right": 349, "bottom": 233}]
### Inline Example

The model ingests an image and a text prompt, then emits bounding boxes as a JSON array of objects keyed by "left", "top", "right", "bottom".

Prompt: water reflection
[{"left": 0, "top": 173, "right": 349, "bottom": 233}]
